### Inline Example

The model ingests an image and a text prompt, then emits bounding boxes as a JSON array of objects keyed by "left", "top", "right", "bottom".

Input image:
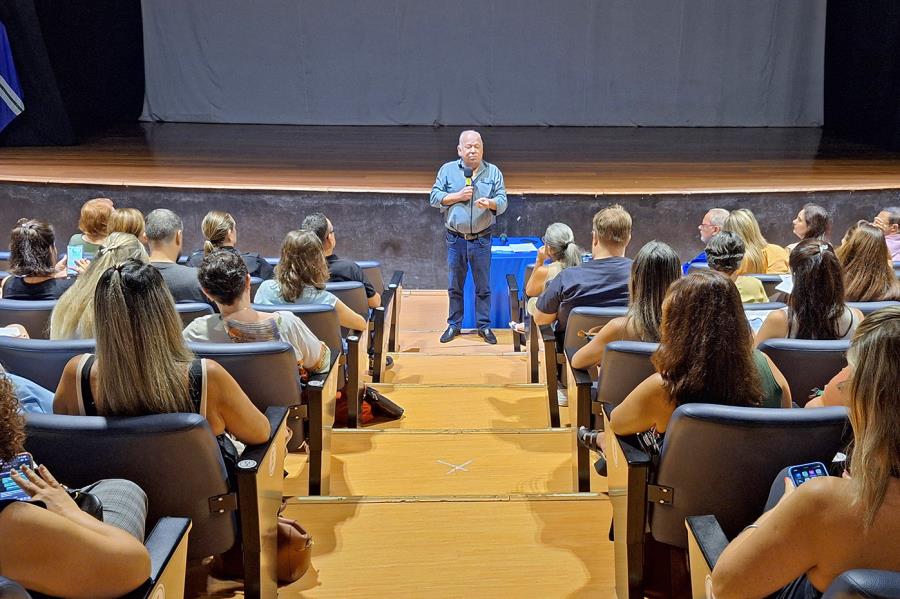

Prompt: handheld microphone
[{"left": 463, "top": 167, "right": 473, "bottom": 188}]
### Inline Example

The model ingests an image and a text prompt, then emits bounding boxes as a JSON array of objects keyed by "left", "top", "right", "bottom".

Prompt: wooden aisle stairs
[{"left": 204, "top": 291, "right": 615, "bottom": 598}]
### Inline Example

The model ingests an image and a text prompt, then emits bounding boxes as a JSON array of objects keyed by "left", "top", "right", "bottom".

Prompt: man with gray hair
[
  {"left": 683, "top": 207, "right": 730, "bottom": 273},
  {"left": 873, "top": 206, "right": 900, "bottom": 261},
  {"left": 145, "top": 208, "right": 207, "bottom": 304},
  {"left": 429, "top": 130, "right": 507, "bottom": 344}
]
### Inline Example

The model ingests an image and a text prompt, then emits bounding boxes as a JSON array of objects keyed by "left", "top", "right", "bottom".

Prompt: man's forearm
[{"left": 441, "top": 191, "right": 462, "bottom": 206}]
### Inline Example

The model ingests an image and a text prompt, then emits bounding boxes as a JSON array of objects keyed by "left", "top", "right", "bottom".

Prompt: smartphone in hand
[
  {"left": 788, "top": 461, "right": 828, "bottom": 487},
  {"left": 66, "top": 245, "right": 83, "bottom": 277},
  {"left": 0, "top": 452, "right": 35, "bottom": 501}
]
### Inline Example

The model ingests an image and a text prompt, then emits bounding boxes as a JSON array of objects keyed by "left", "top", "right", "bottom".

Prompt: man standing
[
  {"left": 874, "top": 207, "right": 900, "bottom": 261},
  {"left": 145, "top": 208, "right": 208, "bottom": 305},
  {"left": 429, "top": 130, "right": 507, "bottom": 344},
  {"left": 683, "top": 208, "right": 730, "bottom": 273}
]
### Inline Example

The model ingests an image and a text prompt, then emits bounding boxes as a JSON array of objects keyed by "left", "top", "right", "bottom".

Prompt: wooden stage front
[
  {"left": 2, "top": 123, "right": 900, "bottom": 195},
  {"left": 1, "top": 124, "right": 899, "bottom": 288}
]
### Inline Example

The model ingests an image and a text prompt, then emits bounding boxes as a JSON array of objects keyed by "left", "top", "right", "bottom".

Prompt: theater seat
[
  {"left": 325, "top": 281, "right": 369, "bottom": 321},
  {"left": 758, "top": 339, "right": 850, "bottom": 406},
  {"left": 0, "top": 299, "right": 56, "bottom": 339},
  {"left": 606, "top": 404, "right": 848, "bottom": 599},
  {"left": 0, "top": 337, "right": 95, "bottom": 391},
  {"left": 173, "top": 302, "right": 214, "bottom": 328},
  {"left": 25, "top": 407, "right": 288, "bottom": 597},
  {"left": 846, "top": 300, "right": 900, "bottom": 315},
  {"left": 0, "top": 517, "right": 192, "bottom": 599},
  {"left": 686, "top": 522, "right": 900, "bottom": 599},
  {"left": 564, "top": 340, "right": 657, "bottom": 492},
  {"left": 355, "top": 260, "right": 385, "bottom": 293},
  {"left": 747, "top": 274, "right": 783, "bottom": 298}
]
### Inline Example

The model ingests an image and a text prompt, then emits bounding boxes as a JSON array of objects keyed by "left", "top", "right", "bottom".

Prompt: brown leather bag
[
  {"left": 277, "top": 516, "right": 313, "bottom": 583},
  {"left": 212, "top": 516, "right": 313, "bottom": 584}
]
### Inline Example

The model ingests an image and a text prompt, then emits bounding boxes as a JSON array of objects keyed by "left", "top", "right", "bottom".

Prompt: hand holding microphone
[{"left": 457, "top": 167, "right": 474, "bottom": 203}]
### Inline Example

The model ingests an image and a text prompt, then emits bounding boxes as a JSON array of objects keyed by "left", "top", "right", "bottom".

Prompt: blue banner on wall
[{"left": 0, "top": 22, "right": 24, "bottom": 133}]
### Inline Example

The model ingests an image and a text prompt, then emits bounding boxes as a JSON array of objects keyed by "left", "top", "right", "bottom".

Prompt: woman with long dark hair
[
  {"left": 570, "top": 240, "right": 681, "bottom": 369},
  {"left": 755, "top": 239, "right": 864, "bottom": 345},
  {"left": 609, "top": 270, "right": 791, "bottom": 437}
]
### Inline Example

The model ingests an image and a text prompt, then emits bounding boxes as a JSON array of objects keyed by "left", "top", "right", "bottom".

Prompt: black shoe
[
  {"left": 577, "top": 426, "right": 601, "bottom": 452},
  {"left": 440, "top": 326, "right": 460, "bottom": 343},
  {"left": 363, "top": 387, "right": 404, "bottom": 419},
  {"left": 478, "top": 327, "right": 497, "bottom": 344},
  {"left": 384, "top": 356, "right": 394, "bottom": 369}
]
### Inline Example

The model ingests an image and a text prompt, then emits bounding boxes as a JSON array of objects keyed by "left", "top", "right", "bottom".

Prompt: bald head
[
  {"left": 457, "top": 130, "right": 484, "bottom": 170},
  {"left": 699, "top": 208, "right": 729, "bottom": 243}
]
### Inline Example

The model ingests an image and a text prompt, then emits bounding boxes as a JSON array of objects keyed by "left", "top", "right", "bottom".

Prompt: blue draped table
[{"left": 462, "top": 236, "right": 542, "bottom": 329}]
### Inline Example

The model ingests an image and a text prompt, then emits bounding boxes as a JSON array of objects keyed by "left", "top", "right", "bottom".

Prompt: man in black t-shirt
[
  {"left": 301, "top": 213, "right": 381, "bottom": 308},
  {"left": 534, "top": 204, "right": 633, "bottom": 333}
]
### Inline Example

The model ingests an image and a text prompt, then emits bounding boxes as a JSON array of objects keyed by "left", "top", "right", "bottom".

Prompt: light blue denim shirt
[{"left": 429, "top": 159, "right": 508, "bottom": 235}]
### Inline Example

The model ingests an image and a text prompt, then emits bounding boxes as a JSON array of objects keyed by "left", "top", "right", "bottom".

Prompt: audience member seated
[
  {"left": 533, "top": 204, "right": 632, "bottom": 334},
  {"left": 724, "top": 208, "right": 789, "bottom": 274},
  {"left": 524, "top": 223, "right": 582, "bottom": 318},
  {"left": 53, "top": 259, "right": 270, "bottom": 446},
  {"left": 145, "top": 209, "right": 208, "bottom": 305},
  {"left": 705, "top": 231, "right": 769, "bottom": 303},
  {"left": 302, "top": 212, "right": 380, "bottom": 309},
  {"left": 755, "top": 240, "right": 864, "bottom": 346},
  {"left": 609, "top": 270, "right": 791, "bottom": 438},
  {"left": 106, "top": 207, "right": 146, "bottom": 240},
  {"left": 786, "top": 203, "right": 831, "bottom": 252},
  {"left": 254, "top": 230, "right": 368, "bottom": 332},
  {"left": 570, "top": 240, "right": 680, "bottom": 369},
  {"left": 0, "top": 219, "right": 73, "bottom": 300},
  {"left": 873, "top": 206, "right": 900, "bottom": 261},
  {"left": 185, "top": 210, "right": 274, "bottom": 280},
  {"left": 836, "top": 222, "right": 900, "bottom": 302},
  {"left": 0, "top": 363, "right": 54, "bottom": 414},
  {"left": 50, "top": 232, "right": 148, "bottom": 339},
  {"left": 184, "top": 248, "right": 330, "bottom": 374},
  {"left": 684, "top": 207, "right": 729, "bottom": 273},
  {"left": 711, "top": 305, "right": 900, "bottom": 598},
  {"left": 68, "top": 197, "right": 114, "bottom": 259},
  {"left": 0, "top": 373, "right": 152, "bottom": 598}
]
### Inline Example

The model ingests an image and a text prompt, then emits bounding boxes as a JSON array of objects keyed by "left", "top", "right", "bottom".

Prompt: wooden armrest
[
  {"left": 122, "top": 517, "right": 192, "bottom": 599},
  {"left": 564, "top": 347, "right": 593, "bottom": 387},
  {"left": 686, "top": 515, "right": 730, "bottom": 599}
]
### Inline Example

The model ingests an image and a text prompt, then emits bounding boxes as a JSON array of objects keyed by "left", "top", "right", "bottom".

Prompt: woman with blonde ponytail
[
  {"left": 185, "top": 210, "right": 274, "bottom": 279},
  {"left": 50, "top": 232, "right": 149, "bottom": 339},
  {"left": 712, "top": 305, "right": 900, "bottom": 598},
  {"left": 524, "top": 223, "right": 583, "bottom": 318},
  {"left": 53, "top": 258, "right": 270, "bottom": 446}
]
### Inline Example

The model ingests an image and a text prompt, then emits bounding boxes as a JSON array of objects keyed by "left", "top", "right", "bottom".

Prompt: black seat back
[
  {"left": 174, "top": 302, "right": 214, "bottom": 328},
  {"left": 597, "top": 341, "right": 658, "bottom": 408},
  {"left": 0, "top": 337, "right": 95, "bottom": 391},
  {"left": 651, "top": 404, "right": 848, "bottom": 548},
  {"left": 564, "top": 306, "right": 629, "bottom": 352},
  {"left": 325, "top": 281, "right": 369, "bottom": 321},
  {"left": 846, "top": 300, "right": 900, "bottom": 315},
  {"left": 0, "top": 299, "right": 56, "bottom": 339},
  {"left": 187, "top": 341, "right": 302, "bottom": 412},
  {"left": 758, "top": 339, "right": 849, "bottom": 406},
  {"left": 25, "top": 412, "right": 235, "bottom": 559},
  {"left": 251, "top": 303, "right": 342, "bottom": 359},
  {"left": 355, "top": 260, "right": 385, "bottom": 292},
  {"left": 823, "top": 569, "right": 900, "bottom": 599}
]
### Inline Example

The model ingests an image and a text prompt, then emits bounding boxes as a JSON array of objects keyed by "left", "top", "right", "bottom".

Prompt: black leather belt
[{"left": 447, "top": 228, "right": 492, "bottom": 241}]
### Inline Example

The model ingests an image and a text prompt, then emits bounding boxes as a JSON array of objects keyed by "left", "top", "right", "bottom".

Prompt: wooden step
[
  {"left": 277, "top": 494, "right": 615, "bottom": 598},
  {"left": 381, "top": 353, "right": 528, "bottom": 385},
  {"left": 292, "top": 429, "right": 582, "bottom": 497},
  {"left": 398, "top": 328, "right": 517, "bottom": 354},
  {"left": 365, "top": 383, "right": 550, "bottom": 430}
]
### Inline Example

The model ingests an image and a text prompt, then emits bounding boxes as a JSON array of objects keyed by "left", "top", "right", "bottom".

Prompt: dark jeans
[{"left": 446, "top": 229, "right": 491, "bottom": 329}]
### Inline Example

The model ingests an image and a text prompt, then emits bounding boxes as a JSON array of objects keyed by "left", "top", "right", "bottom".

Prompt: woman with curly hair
[
  {"left": 712, "top": 306, "right": 900, "bottom": 598},
  {"left": 609, "top": 270, "right": 791, "bottom": 437},
  {"left": 835, "top": 222, "right": 900, "bottom": 302},
  {"left": 755, "top": 239, "right": 864, "bottom": 345},
  {"left": 254, "top": 229, "right": 367, "bottom": 331},
  {"left": 0, "top": 374, "right": 151, "bottom": 598}
]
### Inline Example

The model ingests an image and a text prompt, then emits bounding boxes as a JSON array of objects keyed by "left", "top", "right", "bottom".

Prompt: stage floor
[{"left": 2, "top": 124, "right": 900, "bottom": 195}]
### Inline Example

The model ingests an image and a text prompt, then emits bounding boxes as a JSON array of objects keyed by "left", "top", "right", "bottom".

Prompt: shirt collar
[{"left": 457, "top": 158, "right": 488, "bottom": 178}]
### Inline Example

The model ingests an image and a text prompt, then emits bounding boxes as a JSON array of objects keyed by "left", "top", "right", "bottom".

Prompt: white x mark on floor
[{"left": 437, "top": 459, "right": 473, "bottom": 474}]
